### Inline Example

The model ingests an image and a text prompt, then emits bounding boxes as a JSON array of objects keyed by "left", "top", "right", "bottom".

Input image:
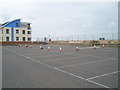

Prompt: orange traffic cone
[
  {"left": 93, "top": 45, "right": 96, "bottom": 49},
  {"left": 76, "top": 47, "right": 79, "bottom": 51},
  {"left": 59, "top": 47, "right": 62, "bottom": 52},
  {"left": 48, "top": 46, "right": 51, "bottom": 51},
  {"left": 25, "top": 45, "right": 28, "bottom": 47},
  {"left": 101, "top": 44, "right": 105, "bottom": 48},
  {"left": 30, "top": 45, "right": 32, "bottom": 48},
  {"left": 18, "top": 44, "right": 21, "bottom": 47},
  {"left": 40, "top": 45, "right": 43, "bottom": 50}
]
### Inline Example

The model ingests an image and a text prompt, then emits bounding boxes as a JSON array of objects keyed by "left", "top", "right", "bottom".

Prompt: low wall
[{"left": 0, "top": 41, "right": 44, "bottom": 46}]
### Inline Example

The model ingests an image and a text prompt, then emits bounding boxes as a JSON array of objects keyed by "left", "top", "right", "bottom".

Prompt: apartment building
[{"left": 0, "top": 18, "right": 31, "bottom": 42}]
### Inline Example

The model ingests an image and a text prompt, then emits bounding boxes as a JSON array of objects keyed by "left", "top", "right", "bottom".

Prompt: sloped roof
[
  {"left": 1, "top": 19, "right": 21, "bottom": 27},
  {"left": 0, "top": 19, "right": 31, "bottom": 28}
]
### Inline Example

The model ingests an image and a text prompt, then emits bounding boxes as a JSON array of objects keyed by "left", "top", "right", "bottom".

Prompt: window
[
  {"left": 27, "top": 31, "right": 31, "bottom": 34},
  {"left": 16, "top": 29, "right": 19, "bottom": 34},
  {"left": 23, "top": 37, "right": 26, "bottom": 41},
  {"left": 16, "top": 37, "right": 19, "bottom": 41},
  {"left": 28, "top": 38, "right": 31, "bottom": 41},
  {"left": 27, "top": 24, "right": 31, "bottom": 29},
  {"left": 6, "top": 37, "right": 9, "bottom": 41},
  {"left": 6, "top": 29, "right": 9, "bottom": 34},
  {"left": 16, "top": 23, "right": 18, "bottom": 27},
  {"left": 22, "top": 30, "right": 25, "bottom": 34}
]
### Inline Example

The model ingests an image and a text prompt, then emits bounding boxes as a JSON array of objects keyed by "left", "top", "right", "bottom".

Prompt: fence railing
[{"left": 36, "top": 33, "right": 118, "bottom": 41}]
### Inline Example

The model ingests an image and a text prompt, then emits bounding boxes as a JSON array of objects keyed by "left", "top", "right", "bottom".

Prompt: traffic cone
[
  {"left": 40, "top": 45, "right": 43, "bottom": 50},
  {"left": 59, "top": 47, "right": 62, "bottom": 52},
  {"left": 30, "top": 45, "right": 32, "bottom": 48},
  {"left": 93, "top": 45, "right": 96, "bottom": 49},
  {"left": 76, "top": 47, "right": 79, "bottom": 51},
  {"left": 48, "top": 46, "right": 51, "bottom": 51},
  {"left": 25, "top": 45, "right": 28, "bottom": 47},
  {"left": 101, "top": 44, "right": 105, "bottom": 48},
  {"left": 18, "top": 44, "right": 21, "bottom": 47}
]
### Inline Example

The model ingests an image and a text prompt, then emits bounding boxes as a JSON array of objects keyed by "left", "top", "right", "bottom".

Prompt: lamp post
[
  {"left": 112, "top": 33, "right": 114, "bottom": 40},
  {"left": 93, "top": 34, "right": 94, "bottom": 41}
]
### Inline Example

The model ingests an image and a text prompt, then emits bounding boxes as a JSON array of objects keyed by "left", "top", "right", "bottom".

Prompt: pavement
[{"left": 2, "top": 45, "right": 119, "bottom": 89}]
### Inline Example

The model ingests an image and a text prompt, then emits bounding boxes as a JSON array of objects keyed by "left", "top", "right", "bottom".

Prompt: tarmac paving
[{"left": 2, "top": 45, "right": 119, "bottom": 89}]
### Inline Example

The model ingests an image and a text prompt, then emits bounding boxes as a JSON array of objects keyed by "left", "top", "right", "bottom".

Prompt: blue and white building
[{"left": 0, "top": 18, "right": 31, "bottom": 42}]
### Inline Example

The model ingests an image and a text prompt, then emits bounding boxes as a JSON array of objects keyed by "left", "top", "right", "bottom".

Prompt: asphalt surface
[{"left": 2, "top": 45, "right": 119, "bottom": 88}]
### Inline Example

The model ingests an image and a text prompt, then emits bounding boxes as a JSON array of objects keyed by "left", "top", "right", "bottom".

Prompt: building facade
[{"left": 0, "top": 19, "right": 31, "bottom": 42}]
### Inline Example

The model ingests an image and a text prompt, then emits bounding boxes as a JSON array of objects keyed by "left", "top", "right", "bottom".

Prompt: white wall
[
  {"left": 2, "top": 27, "right": 12, "bottom": 41},
  {"left": 14, "top": 27, "right": 31, "bottom": 41},
  {"left": 1, "top": 26, "right": 31, "bottom": 42},
  {"left": 0, "top": 28, "right": 2, "bottom": 42}
]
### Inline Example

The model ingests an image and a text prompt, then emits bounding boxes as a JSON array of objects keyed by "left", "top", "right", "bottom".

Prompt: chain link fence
[{"left": 36, "top": 33, "right": 118, "bottom": 41}]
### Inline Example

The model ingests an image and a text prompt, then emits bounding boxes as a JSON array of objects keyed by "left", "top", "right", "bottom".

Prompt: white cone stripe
[{"left": 59, "top": 47, "right": 62, "bottom": 50}]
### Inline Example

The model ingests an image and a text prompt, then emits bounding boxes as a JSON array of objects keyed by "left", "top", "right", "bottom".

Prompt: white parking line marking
[
  {"left": 43, "top": 55, "right": 91, "bottom": 62},
  {"left": 4, "top": 47, "right": 118, "bottom": 60},
  {"left": 33, "top": 53, "right": 73, "bottom": 58},
  {"left": 103, "top": 50, "right": 115, "bottom": 51},
  {"left": 3, "top": 47, "right": 112, "bottom": 89},
  {"left": 86, "top": 71, "right": 120, "bottom": 80},
  {"left": 58, "top": 58, "right": 117, "bottom": 68}
]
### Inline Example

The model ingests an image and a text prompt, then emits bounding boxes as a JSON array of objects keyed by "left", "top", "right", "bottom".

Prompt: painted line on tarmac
[
  {"left": 103, "top": 50, "right": 116, "bottom": 51},
  {"left": 4, "top": 46, "right": 118, "bottom": 60},
  {"left": 43, "top": 55, "right": 91, "bottom": 62},
  {"left": 3, "top": 47, "right": 113, "bottom": 89},
  {"left": 86, "top": 71, "right": 120, "bottom": 80},
  {"left": 58, "top": 58, "right": 116, "bottom": 68},
  {"left": 33, "top": 53, "right": 73, "bottom": 58},
  {"left": 78, "top": 53, "right": 118, "bottom": 60},
  {"left": 3, "top": 47, "right": 118, "bottom": 63},
  {"left": 43, "top": 52, "right": 117, "bottom": 63},
  {"left": 52, "top": 50, "right": 118, "bottom": 60}
]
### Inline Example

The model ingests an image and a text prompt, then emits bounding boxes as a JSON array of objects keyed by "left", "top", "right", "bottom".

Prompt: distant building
[
  {"left": 44, "top": 37, "right": 47, "bottom": 41},
  {"left": 0, "top": 18, "right": 31, "bottom": 42}
]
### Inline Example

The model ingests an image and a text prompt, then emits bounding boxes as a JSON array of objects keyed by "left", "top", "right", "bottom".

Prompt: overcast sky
[{"left": 0, "top": 0, "right": 118, "bottom": 40}]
